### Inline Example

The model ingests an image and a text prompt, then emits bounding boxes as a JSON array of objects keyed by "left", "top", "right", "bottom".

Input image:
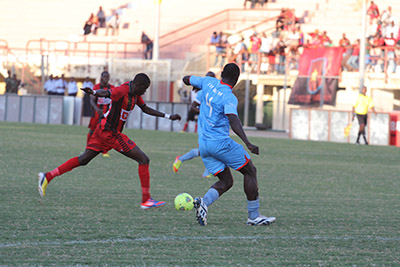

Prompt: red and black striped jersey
[
  {"left": 100, "top": 81, "right": 145, "bottom": 133},
  {"left": 93, "top": 83, "right": 114, "bottom": 115}
]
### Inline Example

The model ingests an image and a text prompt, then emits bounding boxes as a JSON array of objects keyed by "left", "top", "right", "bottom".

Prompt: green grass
[{"left": 0, "top": 121, "right": 399, "bottom": 266}]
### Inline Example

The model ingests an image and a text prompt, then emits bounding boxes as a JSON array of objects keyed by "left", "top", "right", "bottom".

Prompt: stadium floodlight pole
[
  {"left": 244, "top": 70, "right": 250, "bottom": 127},
  {"left": 359, "top": 0, "right": 368, "bottom": 92},
  {"left": 153, "top": 0, "right": 161, "bottom": 61}
]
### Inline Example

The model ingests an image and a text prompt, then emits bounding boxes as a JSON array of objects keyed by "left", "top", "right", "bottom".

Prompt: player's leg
[
  {"left": 239, "top": 161, "right": 275, "bottom": 225},
  {"left": 87, "top": 129, "right": 94, "bottom": 144},
  {"left": 38, "top": 149, "right": 100, "bottom": 198},
  {"left": 362, "top": 115, "right": 368, "bottom": 145},
  {"left": 356, "top": 114, "right": 364, "bottom": 144},
  {"left": 173, "top": 148, "right": 200, "bottom": 173},
  {"left": 120, "top": 141, "right": 165, "bottom": 209}
]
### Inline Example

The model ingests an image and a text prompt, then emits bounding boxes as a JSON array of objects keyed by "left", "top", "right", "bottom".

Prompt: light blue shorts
[{"left": 199, "top": 138, "right": 251, "bottom": 175}]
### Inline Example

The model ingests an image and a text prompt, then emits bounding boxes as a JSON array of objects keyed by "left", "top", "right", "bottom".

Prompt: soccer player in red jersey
[
  {"left": 38, "top": 73, "right": 181, "bottom": 209},
  {"left": 87, "top": 71, "right": 114, "bottom": 157}
]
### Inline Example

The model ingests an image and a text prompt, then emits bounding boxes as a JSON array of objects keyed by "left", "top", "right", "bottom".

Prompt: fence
[
  {"left": 0, "top": 94, "right": 191, "bottom": 132},
  {"left": 289, "top": 107, "right": 390, "bottom": 145}
]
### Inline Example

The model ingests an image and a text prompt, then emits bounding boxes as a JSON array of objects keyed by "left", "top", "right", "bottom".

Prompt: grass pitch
[{"left": 0, "top": 121, "right": 399, "bottom": 266}]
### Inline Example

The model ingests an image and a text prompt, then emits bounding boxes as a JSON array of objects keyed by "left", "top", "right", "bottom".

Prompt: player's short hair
[
  {"left": 221, "top": 63, "right": 240, "bottom": 80},
  {"left": 133, "top": 73, "right": 151, "bottom": 86},
  {"left": 206, "top": 71, "right": 216, "bottom": 78},
  {"left": 101, "top": 71, "right": 109, "bottom": 76}
]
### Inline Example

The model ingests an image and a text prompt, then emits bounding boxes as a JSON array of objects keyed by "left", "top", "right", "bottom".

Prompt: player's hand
[
  {"left": 170, "top": 114, "right": 181, "bottom": 121},
  {"left": 97, "top": 109, "right": 104, "bottom": 117},
  {"left": 81, "top": 87, "right": 94, "bottom": 95},
  {"left": 247, "top": 143, "right": 259, "bottom": 155}
]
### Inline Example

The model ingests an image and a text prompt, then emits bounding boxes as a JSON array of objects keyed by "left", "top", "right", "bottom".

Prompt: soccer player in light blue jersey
[{"left": 182, "top": 63, "right": 275, "bottom": 226}]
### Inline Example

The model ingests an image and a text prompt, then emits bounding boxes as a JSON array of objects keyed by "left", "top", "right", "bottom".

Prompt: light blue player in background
[
  {"left": 182, "top": 63, "right": 275, "bottom": 226},
  {"left": 173, "top": 71, "right": 216, "bottom": 179}
]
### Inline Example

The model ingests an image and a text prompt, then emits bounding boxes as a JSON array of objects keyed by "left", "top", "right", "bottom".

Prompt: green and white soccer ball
[{"left": 174, "top": 193, "right": 194, "bottom": 211}]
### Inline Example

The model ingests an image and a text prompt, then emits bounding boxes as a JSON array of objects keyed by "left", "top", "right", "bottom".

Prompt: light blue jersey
[
  {"left": 190, "top": 75, "right": 250, "bottom": 175},
  {"left": 190, "top": 76, "right": 238, "bottom": 142}
]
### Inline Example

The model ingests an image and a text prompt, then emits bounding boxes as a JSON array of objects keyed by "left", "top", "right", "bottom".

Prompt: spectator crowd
[{"left": 209, "top": 3, "right": 400, "bottom": 75}]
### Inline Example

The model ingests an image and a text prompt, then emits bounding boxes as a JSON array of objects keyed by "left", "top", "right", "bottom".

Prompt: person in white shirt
[
  {"left": 67, "top": 77, "right": 78, "bottom": 96},
  {"left": 44, "top": 75, "right": 56, "bottom": 95},
  {"left": 106, "top": 13, "right": 120, "bottom": 36}
]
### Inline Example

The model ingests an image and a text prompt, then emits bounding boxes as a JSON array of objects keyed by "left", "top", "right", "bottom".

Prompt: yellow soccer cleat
[
  {"left": 38, "top": 172, "right": 48, "bottom": 198},
  {"left": 173, "top": 156, "right": 182, "bottom": 173}
]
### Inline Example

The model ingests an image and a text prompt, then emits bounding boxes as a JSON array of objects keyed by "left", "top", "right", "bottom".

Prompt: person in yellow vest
[{"left": 352, "top": 86, "right": 376, "bottom": 145}]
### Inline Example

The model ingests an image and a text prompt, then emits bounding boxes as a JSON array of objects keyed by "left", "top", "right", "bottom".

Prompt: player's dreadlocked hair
[{"left": 133, "top": 73, "right": 151, "bottom": 86}]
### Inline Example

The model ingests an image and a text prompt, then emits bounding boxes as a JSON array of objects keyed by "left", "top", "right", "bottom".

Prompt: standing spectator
[
  {"left": 367, "top": 1, "right": 380, "bottom": 25},
  {"left": 340, "top": 33, "right": 353, "bottom": 71},
  {"left": 276, "top": 35, "right": 287, "bottom": 74},
  {"left": 384, "top": 32, "right": 397, "bottom": 73},
  {"left": 97, "top": 6, "right": 106, "bottom": 28},
  {"left": 232, "top": 37, "right": 249, "bottom": 71},
  {"left": 182, "top": 63, "right": 275, "bottom": 226},
  {"left": 141, "top": 32, "right": 153, "bottom": 60},
  {"left": 55, "top": 75, "right": 66, "bottom": 96},
  {"left": 43, "top": 75, "right": 56, "bottom": 95},
  {"left": 249, "top": 32, "right": 261, "bottom": 70},
  {"left": 67, "top": 77, "right": 78, "bottom": 97},
  {"left": 380, "top": 6, "right": 392, "bottom": 27},
  {"left": 82, "top": 77, "right": 94, "bottom": 116},
  {"left": 287, "top": 27, "right": 300, "bottom": 69},
  {"left": 4, "top": 70, "right": 13, "bottom": 93},
  {"left": 9, "top": 74, "right": 20, "bottom": 94},
  {"left": 38, "top": 73, "right": 182, "bottom": 210},
  {"left": 348, "top": 39, "right": 360, "bottom": 71},
  {"left": 106, "top": 14, "right": 120, "bottom": 36},
  {"left": 352, "top": 86, "right": 376, "bottom": 145}
]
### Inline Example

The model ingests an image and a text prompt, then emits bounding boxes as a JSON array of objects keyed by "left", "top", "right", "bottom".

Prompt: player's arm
[
  {"left": 227, "top": 114, "right": 259, "bottom": 155},
  {"left": 182, "top": 76, "right": 191, "bottom": 86},
  {"left": 89, "top": 94, "right": 103, "bottom": 116},
  {"left": 190, "top": 100, "right": 200, "bottom": 114},
  {"left": 81, "top": 87, "right": 111, "bottom": 98},
  {"left": 139, "top": 104, "right": 181, "bottom": 121}
]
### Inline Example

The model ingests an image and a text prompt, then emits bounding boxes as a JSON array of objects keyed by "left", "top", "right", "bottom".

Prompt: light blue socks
[
  {"left": 203, "top": 188, "right": 219, "bottom": 206},
  {"left": 180, "top": 148, "right": 199, "bottom": 162},
  {"left": 247, "top": 198, "right": 260, "bottom": 220}
]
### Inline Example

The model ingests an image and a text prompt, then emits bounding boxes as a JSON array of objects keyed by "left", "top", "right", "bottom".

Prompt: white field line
[{"left": 1, "top": 235, "right": 400, "bottom": 249}]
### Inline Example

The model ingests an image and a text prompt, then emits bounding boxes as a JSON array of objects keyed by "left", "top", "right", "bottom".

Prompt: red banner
[{"left": 288, "top": 47, "right": 344, "bottom": 105}]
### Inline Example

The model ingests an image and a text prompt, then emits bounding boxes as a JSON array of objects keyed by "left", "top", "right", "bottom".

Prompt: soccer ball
[{"left": 174, "top": 193, "right": 194, "bottom": 211}]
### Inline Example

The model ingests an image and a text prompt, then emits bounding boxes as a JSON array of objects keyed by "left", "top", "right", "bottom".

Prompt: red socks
[
  {"left": 138, "top": 164, "right": 151, "bottom": 203},
  {"left": 46, "top": 157, "right": 80, "bottom": 182},
  {"left": 182, "top": 122, "right": 188, "bottom": 132}
]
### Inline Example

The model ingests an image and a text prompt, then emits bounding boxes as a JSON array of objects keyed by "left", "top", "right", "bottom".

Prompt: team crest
[{"left": 307, "top": 58, "right": 327, "bottom": 95}]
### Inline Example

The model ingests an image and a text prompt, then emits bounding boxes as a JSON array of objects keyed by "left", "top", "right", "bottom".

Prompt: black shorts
[
  {"left": 356, "top": 114, "right": 368, "bottom": 126},
  {"left": 187, "top": 110, "right": 198, "bottom": 121}
]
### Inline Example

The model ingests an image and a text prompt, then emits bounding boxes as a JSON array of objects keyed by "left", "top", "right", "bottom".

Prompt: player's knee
[
  {"left": 139, "top": 154, "right": 150, "bottom": 165},
  {"left": 225, "top": 178, "right": 234, "bottom": 190}
]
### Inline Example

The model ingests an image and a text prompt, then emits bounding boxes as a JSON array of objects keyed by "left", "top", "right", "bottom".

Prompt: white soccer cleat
[
  {"left": 246, "top": 215, "right": 276, "bottom": 226},
  {"left": 193, "top": 197, "right": 208, "bottom": 226},
  {"left": 38, "top": 172, "right": 48, "bottom": 199}
]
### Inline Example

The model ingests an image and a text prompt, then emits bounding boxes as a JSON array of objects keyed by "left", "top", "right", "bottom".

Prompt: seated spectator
[
  {"left": 83, "top": 14, "right": 95, "bottom": 35},
  {"left": 106, "top": 14, "right": 120, "bottom": 36}
]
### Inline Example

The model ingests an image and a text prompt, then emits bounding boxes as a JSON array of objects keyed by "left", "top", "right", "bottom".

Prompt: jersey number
[{"left": 205, "top": 93, "right": 213, "bottom": 117}]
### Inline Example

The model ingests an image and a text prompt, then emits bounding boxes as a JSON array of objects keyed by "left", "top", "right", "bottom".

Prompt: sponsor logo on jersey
[{"left": 120, "top": 108, "right": 131, "bottom": 121}]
